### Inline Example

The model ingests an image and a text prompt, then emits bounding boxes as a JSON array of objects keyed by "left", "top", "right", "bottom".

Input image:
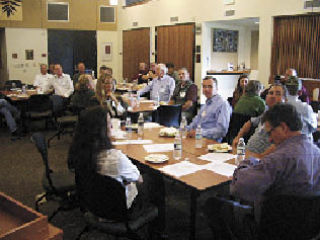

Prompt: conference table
[{"left": 114, "top": 126, "right": 235, "bottom": 240}]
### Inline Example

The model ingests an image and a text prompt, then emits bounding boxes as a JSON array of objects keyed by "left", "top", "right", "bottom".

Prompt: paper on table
[
  {"left": 202, "top": 163, "right": 237, "bottom": 177},
  {"left": 112, "top": 140, "right": 153, "bottom": 145},
  {"left": 198, "top": 153, "right": 236, "bottom": 163},
  {"left": 144, "top": 122, "right": 160, "bottom": 129},
  {"left": 159, "top": 161, "right": 204, "bottom": 177},
  {"left": 111, "top": 129, "right": 127, "bottom": 139},
  {"left": 143, "top": 143, "right": 174, "bottom": 153}
]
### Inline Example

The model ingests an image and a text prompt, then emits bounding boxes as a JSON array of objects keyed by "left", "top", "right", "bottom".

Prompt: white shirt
[
  {"left": 97, "top": 149, "right": 140, "bottom": 208},
  {"left": 51, "top": 73, "right": 74, "bottom": 98},
  {"left": 33, "top": 73, "right": 53, "bottom": 92}
]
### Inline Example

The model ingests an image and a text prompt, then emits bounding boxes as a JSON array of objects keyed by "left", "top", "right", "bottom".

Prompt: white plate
[{"left": 145, "top": 154, "right": 169, "bottom": 163}]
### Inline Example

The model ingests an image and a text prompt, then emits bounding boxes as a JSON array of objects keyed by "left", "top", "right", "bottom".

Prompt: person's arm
[
  {"left": 118, "top": 150, "right": 140, "bottom": 182},
  {"left": 183, "top": 84, "right": 197, "bottom": 110},
  {"left": 245, "top": 144, "right": 276, "bottom": 159},
  {"left": 168, "top": 78, "right": 175, "bottom": 99},
  {"left": 232, "top": 120, "right": 252, "bottom": 149},
  {"left": 64, "top": 75, "right": 74, "bottom": 98},
  {"left": 137, "top": 81, "right": 152, "bottom": 96},
  {"left": 182, "top": 100, "right": 193, "bottom": 110}
]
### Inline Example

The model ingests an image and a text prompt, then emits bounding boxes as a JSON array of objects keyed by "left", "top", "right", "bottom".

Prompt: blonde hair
[
  {"left": 75, "top": 74, "right": 91, "bottom": 91},
  {"left": 95, "top": 73, "right": 112, "bottom": 104}
]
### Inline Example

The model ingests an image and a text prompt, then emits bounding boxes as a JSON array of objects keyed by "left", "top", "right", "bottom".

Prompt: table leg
[{"left": 189, "top": 189, "right": 199, "bottom": 240}]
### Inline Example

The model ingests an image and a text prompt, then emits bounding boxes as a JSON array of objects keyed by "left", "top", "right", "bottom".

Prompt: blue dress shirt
[{"left": 187, "top": 94, "right": 232, "bottom": 141}]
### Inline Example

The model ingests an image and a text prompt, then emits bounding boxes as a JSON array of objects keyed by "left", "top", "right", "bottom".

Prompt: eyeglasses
[
  {"left": 202, "top": 85, "right": 213, "bottom": 89},
  {"left": 265, "top": 125, "right": 279, "bottom": 136}
]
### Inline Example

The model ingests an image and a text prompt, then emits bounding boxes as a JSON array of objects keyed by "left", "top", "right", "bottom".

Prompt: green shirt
[{"left": 234, "top": 94, "right": 265, "bottom": 117}]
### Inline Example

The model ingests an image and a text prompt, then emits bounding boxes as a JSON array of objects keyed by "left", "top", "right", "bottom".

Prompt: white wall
[
  {"left": 117, "top": 0, "right": 319, "bottom": 87},
  {"left": 6, "top": 28, "right": 47, "bottom": 85},
  {"left": 97, "top": 30, "right": 120, "bottom": 82}
]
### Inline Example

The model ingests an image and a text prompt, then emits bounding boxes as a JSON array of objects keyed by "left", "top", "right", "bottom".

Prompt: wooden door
[
  {"left": 156, "top": 23, "right": 195, "bottom": 79},
  {"left": 123, "top": 28, "right": 150, "bottom": 80}
]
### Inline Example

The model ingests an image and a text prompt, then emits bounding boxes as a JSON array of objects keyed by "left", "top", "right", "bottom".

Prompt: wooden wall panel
[
  {"left": 156, "top": 23, "right": 195, "bottom": 79},
  {"left": 122, "top": 28, "right": 150, "bottom": 80}
]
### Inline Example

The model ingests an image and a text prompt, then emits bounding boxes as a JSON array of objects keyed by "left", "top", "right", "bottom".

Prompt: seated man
[
  {"left": 72, "top": 62, "right": 86, "bottom": 87},
  {"left": 132, "top": 62, "right": 149, "bottom": 84},
  {"left": 137, "top": 63, "right": 175, "bottom": 103},
  {"left": 166, "top": 62, "right": 179, "bottom": 84},
  {"left": 232, "top": 84, "right": 287, "bottom": 159},
  {"left": 33, "top": 64, "right": 53, "bottom": 93},
  {"left": 51, "top": 64, "right": 74, "bottom": 98},
  {"left": 283, "top": 68, "right": 309, "bottom": 103},
  {"left": 285, "top": 76, "right": 316, "bottom": 140},
  {"left": 187, "top": 76, "right": 232, "bottom": 142},
  {"left": 204, "top": 103, "right": 320, "bottom": 240},
  {"left": 171, "top": 68, "right": 197, "bottom": 123},
  {"left": 0, "top": 98, "right": 20, "bottom": 140}
]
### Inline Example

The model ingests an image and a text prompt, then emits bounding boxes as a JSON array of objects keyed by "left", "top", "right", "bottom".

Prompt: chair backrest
[
  {"left": 156, "top": 104, "right": 182, "bottom": 128},
  {"left": 259, "top": 194, "right": 320, "bottom": 240},
  {"left": 5, "top": 80, "right": 22, "bottom": 89},
  {"left": 28, "top": 94, "right": 53, "bottom": 112},
  {"left": 50, "top": 95, "right": 65, "bottom": 116},
  {"left": 224, "top": 112, "right": 252, "bottom": 144},
  {"left": 31, "top": 132, "right": 55, "bottom": 190},
  {"left": 75, "top": 167, "right": 128, "bottom": 222}
]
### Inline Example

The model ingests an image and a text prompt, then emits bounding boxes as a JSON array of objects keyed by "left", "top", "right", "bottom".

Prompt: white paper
[
  {"left": 111, "top": 129, "right": 127, "bottom": 139},
  {"left": 198, "top": 153, "right": 236, "bottom": 163},
  {"left": 143, "top": 143, "right": 174, "bottom": 153},
  {"left": 202, "top": 163, "right": 237, "bottom": 177},
  {"left": 144, "top": 122, "right": 160, "bottom": 129},
  {"left": 159, "top": 161, "right": 203, "bottom": 177},
  {"left": 112, "top": 140, "right": 153, "bottom": 145}
]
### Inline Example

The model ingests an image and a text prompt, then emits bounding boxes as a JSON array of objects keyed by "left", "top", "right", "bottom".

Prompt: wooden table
[
  {"left": 115, "top": 127, "right": 234, "bottom": 240},
  {"left": 1, "top": 90, "right": 38, "bottom": 101}
]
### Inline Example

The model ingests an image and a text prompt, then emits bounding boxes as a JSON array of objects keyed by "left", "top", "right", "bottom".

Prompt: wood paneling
[
  {"left": 271, "top": 14, "right": 320, "bottom": 81},
  {"left": 156, "top": 23, "right": 195, "bottom": 79},
  {"left": 122, "top": 28, "right": 150, "bottom": 80}
]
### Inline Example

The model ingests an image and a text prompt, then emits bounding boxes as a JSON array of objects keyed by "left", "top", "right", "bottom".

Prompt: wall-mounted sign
[
  {"left": 0, "top": 0, "right": 22, "bottom": 21},
  {"left": 25, "top": 50, "right": 34, "bottom": 60},
  {"left": 101, "top": 42, "right": 112, "bottom": 61}
]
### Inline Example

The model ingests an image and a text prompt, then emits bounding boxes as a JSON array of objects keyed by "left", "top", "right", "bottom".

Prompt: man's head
[
  {"left": 77, "top": 62, "right": 85, "bottom": 74},
  {"left": 139, "top": 62, "right": 147, "bottom": 71},
  {"left": 285, "top": 76, "right": 302, "bottom": 96},
  {"left": 40, "top": 64, "right": 48, "bottom": 75},
  {"left": 54, "top": 64, "right": 63, "bottom": 76},
  {"left": 266, "top": 84, "right": 287, "bottom": 108},
  {"left": 99, "top": 65, "right": 108, "bottom": 76},
  {"left": 156, "top": 63, "right": 167, "bottom": 78},
  {"left": 282, "top": 68, "right": 297, "bottom": 84},
  {"left": 166, "top": 63, "right": 175, "bottom": 75},
  {"left": 99, "top": 73, "right": 113, "bottom": 93},
  {"left": 262, "top": 103, "right": 302, "bottom": 145},
  {"left": 178, "top": 68, "right": 190, "bottom": 82},
  {"left": 245, "top": 80, "right": 263, "bottom": 96},
  {"left": 202, "top": 76, "right": 218, "bottom": 99}
]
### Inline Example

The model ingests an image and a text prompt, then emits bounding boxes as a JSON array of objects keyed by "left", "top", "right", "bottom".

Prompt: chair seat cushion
[
  {"left": 42, "top": 170, "right": 75, "bottom": 193},
  {"left": 84, "top": 205, "right": 158, "bottom": 234}
]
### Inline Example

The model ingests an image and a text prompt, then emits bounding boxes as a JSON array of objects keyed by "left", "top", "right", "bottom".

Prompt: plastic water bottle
[
  {"left": 173, "top": 131, "right": 182, "bottom": 160},
  {"left": 180, "top": 116, "right": 187, "bottom": 139},
  {"left": 137, "top": 113, "right": 144, "bottom": 139},
  {"left": 195, "top": 125, "right": 202, "bottom": 148},
  {"left": 125, "top": 117, "right": 132, "bottom": 139},
  {"left": 22, "top": 85, "right": 26, "bottom": 94},
  {"left": 236, "top": 138, "right": 246, "bottom": 165},
  {"left": 154, "top": 92, "right": 160, "bottom": 107}
]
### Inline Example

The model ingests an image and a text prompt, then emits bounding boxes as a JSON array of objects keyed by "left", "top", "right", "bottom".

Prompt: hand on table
[{"left": 187, "top": 130, "right": 196, "bottom": 138}]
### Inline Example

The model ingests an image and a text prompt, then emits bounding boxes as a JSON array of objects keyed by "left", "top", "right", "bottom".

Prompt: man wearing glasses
[
  {"left": 186, "top": 76, "right": 231, "bottom": 141},
  {"left": 232, "top": 83, "right": 287, "bottom": 158}
]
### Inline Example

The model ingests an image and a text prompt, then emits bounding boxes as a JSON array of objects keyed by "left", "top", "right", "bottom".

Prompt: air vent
[
  {"left": 170, "top": 16, "right": 179, "bottom": 22},
  {"left": 100, "top": 6, "right": 115, "bottom": 23},
  {"left": 305, "top": 0, "right": 320, "bottom": 8},
  {"left": 47, "top": 2, "right": 69, "bottom": 21},
  {"left": 225, "top": 10, "right": 235, "bottom": 16},
  {"left": 132, "top": 21, "right": 138, "bottom": 27}
]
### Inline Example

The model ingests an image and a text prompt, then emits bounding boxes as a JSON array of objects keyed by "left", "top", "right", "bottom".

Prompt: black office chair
[
  {"left": 156, "top": 104, "right": 182, "bottom": 128},
  {"left": 26, "top": 94, "right": 54, "bottom": 130},
  {"left": 75, "top": 170, "right": 158, "bottom": 240},
  {"left": 31, "top": 132, "right": 76, "bottom": 221},
  {"left": 4, "top": 80, "right": 22, "bottom": 89},
  {"left": 224, "top": 112, "right": 252, "bottom": 144}
]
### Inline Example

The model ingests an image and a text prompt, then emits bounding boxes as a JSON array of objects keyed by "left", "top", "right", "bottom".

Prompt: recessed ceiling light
[
  {"left": 255, "top": 21, "right": 260, "bottom": 24},
  {"left": 109, "top": 0, "right": 118, "bottom": 5}
]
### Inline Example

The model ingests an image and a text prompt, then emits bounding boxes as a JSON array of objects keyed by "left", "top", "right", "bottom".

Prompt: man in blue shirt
[
  {"left": 137, "top": 63, "right": 175, "bottom": 102},
  {"left": 187, "top": 76, "right": 232, "bottom": 141}
]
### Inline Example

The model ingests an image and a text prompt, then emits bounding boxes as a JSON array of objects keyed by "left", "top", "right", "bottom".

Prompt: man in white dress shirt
[
  {"left": 51, "top": 64, "right": 74, "bottom": 98},
  {"left": 33, "top": 64, "right": 53, "bottom": 93}
]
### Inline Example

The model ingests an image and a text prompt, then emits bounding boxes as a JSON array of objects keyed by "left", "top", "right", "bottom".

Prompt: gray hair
[
  {"left": 157, "top": 63, "right": 167, "bottom": 75},
  {"left": 246, "top": 80, "right": 263, "bottom": 95}
]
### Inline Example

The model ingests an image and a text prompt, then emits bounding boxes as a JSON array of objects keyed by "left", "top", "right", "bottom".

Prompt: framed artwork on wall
[
  {"left": 25, "top": 49, "right": 34, "bottom": 60},
  {"left": 101, "top": 42, "right": 112, "bottom": 61},
  {"left": 213, "top": 28, "right": 238, "bottom": 52}
]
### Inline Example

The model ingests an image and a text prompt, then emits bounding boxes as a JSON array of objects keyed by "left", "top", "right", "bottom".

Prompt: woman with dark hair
[
  {"left": 231, "top": 74, "right": 249, "bottom": 108},
  {"left": 69, "top": 106, "right": 141, "bottom": 209}
]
